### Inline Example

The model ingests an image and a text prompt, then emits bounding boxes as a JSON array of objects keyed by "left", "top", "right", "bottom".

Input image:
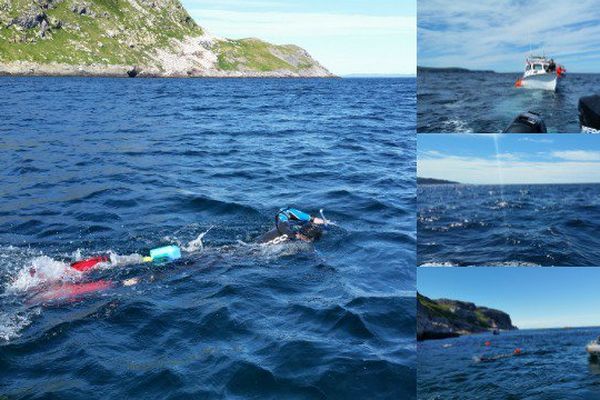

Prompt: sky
[
  {"left": 181, "top": 0, "right": 416, "bottom": 76},
  {"left": 418, "top": 0, "right": 600, "bottom": 72},
  {"left": 418, "top": 135, "right": 600, "bottom": 185},
  {"left": 418, "top": 268, "right": 600, "bottom": 329}
]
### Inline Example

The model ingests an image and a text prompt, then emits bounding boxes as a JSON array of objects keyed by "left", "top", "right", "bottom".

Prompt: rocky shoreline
[
  {"left": 0, "top": 61, "right": 336, "bottom": 78},
  {"left": 417, "top": 293, "right": 518, "bottom": 341}
]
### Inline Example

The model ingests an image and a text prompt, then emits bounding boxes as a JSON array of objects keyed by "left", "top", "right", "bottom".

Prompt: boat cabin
[{"left": 525, "top": 57, "right": 556, "bottom": 74}]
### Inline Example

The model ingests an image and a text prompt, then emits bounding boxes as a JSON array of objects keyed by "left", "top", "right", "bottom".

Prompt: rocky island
[
  {"left": 0, "top": 0, "right": 333, "bottom": 77},
  {"left": 417, "top": 177, "right": 460, "bottom": 185},
  {"left": 417, "top": 293, "right": 517, "bottom": 341}
]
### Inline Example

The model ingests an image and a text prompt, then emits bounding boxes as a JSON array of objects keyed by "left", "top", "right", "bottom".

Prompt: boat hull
[
  {"left": 586, "top": 342, "right": 600, "bottom": 357},
  {"left": 521, "top": 73, "right": 558, "bottom": 91}
]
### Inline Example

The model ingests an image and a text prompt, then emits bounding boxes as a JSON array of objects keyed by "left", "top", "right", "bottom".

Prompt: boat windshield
[{"left": 533, "top": 64, "right": 544, "bottom": 71}]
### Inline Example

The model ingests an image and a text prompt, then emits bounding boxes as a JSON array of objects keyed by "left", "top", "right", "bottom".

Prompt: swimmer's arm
[
  {"left": 277, "top": 221, "right": 295, "bottom": 236},
  {"left": 311, "top": 217, "right": 326, "bottom": 225}
]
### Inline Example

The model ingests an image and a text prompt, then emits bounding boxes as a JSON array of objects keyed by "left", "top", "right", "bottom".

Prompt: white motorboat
[
  {"left": 586, "top": 338, "right": 600, "bottom": 359},
  {"left": 515, "top": 56, "right": 565, "bottom": 91}
]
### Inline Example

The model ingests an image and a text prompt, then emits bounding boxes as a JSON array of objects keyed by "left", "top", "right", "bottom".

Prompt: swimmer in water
[
  {"left": 28, "top": 212, "right": 328, "bottom": 302},
  {"left": 477, "top": 348, "right": 523, "bottom": 363},
  {"left": 257, "top": 208, "right": 326, "bottom": 244}
]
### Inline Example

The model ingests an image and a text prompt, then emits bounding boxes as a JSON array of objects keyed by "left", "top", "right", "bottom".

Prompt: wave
[
  {"left": 0, "top": 307, "right": 41, "bottom": 342},
  {"left": 418, "top": 183, "right": 600, "bottom": 265},
  {"left": 1, "top": 77, "right": 414, "bottom": 398}
]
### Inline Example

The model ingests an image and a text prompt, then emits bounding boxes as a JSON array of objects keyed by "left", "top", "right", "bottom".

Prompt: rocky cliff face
[
  {"left": 417, "top": 293, "right": 517, "bottom": 341},
  {"left": 0, "top": 0, "right": 332, "bottom": 77}
]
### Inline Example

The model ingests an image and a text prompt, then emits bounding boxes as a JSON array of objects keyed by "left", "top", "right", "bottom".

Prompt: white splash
[
  {"left": 182, "top": 226, "right": 214, "bottom": 253},
  {"left": 0, "top": 307, "right": 41, "bottom": 341},
  {"left": 9, "top": 256, "right": 76, "bottom": 292},
  {"left": 257, "top": 240, "right": 311, "bottom": 259}
]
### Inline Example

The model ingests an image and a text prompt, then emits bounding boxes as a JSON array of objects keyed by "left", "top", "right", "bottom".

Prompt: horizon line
[
  {"left": 517, "top": 324, "right": 600, "bottom": 330},
  {"left": 417, "top": 65, "right": 600, "bottom": 74},
  {"left": 418, "top": 178, "right": 600, "bottom": 186},
  {"left": 342, "top": 73, "right": 416, "bottom": 77}
]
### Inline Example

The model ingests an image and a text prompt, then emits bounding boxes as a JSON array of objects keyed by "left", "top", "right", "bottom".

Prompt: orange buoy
[
  {"left": 514, "top": 78, "right": 523, "bottom": 88},
  {"left": 513, "top": 348, "right": 522, "bottom": 355},
  {"left": 485, "top": 341, "right": 491, "bottom": 346}
]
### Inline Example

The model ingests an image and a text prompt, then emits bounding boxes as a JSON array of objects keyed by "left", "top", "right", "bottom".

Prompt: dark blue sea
[
  {"left": 0, "top": 77, "right": 416, "bottom": 399},
  {"left": 418, "top": 327, "right": 600, "bottom": 400},
  {"left": 418, "top": 183, "right": 600, "bottom": 266},
  {"left": 417, "top": 72, "right": 600, "bottom": 133}
]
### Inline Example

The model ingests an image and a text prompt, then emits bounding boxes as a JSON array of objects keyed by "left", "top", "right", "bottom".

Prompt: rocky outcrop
[
  {"left": 417, "top": 293, "right": 517, "bottom": 341},
  {"left": 0, "top": 0, "right": 333, "bottom": 78},
  {"left": 71, "top": 2, "right": 94, "bottom": 16}
]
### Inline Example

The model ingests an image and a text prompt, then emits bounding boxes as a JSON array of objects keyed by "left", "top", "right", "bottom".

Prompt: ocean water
[
  {"left": 417, "top": 72, "right": 600, "bottom": 133},
  {"left": 0, "top": 77, "right": 416, "bottom": 399},
  {"left": 418, "top": 183, "right": 600, "bottom": 266},
  {"left": 418, "top": 327, "right": 600, "bottom": 400}
]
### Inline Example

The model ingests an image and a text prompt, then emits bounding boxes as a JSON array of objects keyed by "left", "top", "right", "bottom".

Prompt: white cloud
[
  {"left": 551, "top": 150, "right": 600, "bottom": 161},
  {"left": 419, "top": 0, "right": 600, "bottom": 71},
  {"left": 517, "top": 315, "right": 600, "bottom": 330},
  {"left": 418, "top": 153, "right": 600, "bottom": 184},
  {"left": 419, "top": 150, "right": 444, "bottom": 158},
  {"left": 518, "top": 137, "right": 554, "bottom": 144},
  {"left": 185, "top": 8, "right": 416, "bottom": 74},
  {"left": 186, "top": 0, "right": 282, "bottom": 7},
  {"left": 495, "top": 153, "right": 520, "bottom": 161},
  {"left": 190, "top": 9, "right": 415, "bottom": 39}
]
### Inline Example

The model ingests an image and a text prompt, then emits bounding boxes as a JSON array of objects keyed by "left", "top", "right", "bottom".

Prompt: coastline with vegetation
[
  {"left": 417, "top": 293, "right": 518, "bottom": 341},
  {"left": 0, "top": 0, "right": 333, "bottom": 78}
]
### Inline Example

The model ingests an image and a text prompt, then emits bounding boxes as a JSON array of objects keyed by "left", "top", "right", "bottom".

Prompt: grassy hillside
[
  {"left": 215, "top": 39, "right": 316, "bottom": 72},
  {"left": 419, "top": 294, "right": 505, "bottom": 330},
  {"left": 417, "top": 293, "right": 517, "bottom": 340},
  {"left": 0, "top": 0, "right": 201, "bottom": 65},
  {"left": 0, "top": 0, "right": 330, "bottom": 76}
]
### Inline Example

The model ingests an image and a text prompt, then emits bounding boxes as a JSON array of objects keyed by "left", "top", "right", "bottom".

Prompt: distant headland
[
  {"left": 417, "top": 293, "right": 518, "bottom": 341},
  {"left": 417, "top": 177, "right": 460, "bottom": 185},
  {"left": 0, "top": 0, "right": 333, "bottom": 78},
  {"left": 417, "top": 66, "right": 496, "bottom": 74}
]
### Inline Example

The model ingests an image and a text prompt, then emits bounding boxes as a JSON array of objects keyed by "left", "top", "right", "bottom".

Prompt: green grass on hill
[
  {"left": 0, "top": 0, "right": 202, "bottom": 65},
  {"left": 0, "top": 0, "right": 324, "bottom": 74},
  {"left": 215, "top": 38, "right": 314, "bottom": 72},
  {"left": 418, "top": 294, "right": 494, "bottom": 329},
  {"left": 418, "top": 294, "right": 455, "bottom": 320}
]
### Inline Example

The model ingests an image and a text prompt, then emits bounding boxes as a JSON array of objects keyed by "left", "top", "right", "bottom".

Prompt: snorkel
[{"left": 319, "top": 209, "right": 336, "bottom": 227}]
